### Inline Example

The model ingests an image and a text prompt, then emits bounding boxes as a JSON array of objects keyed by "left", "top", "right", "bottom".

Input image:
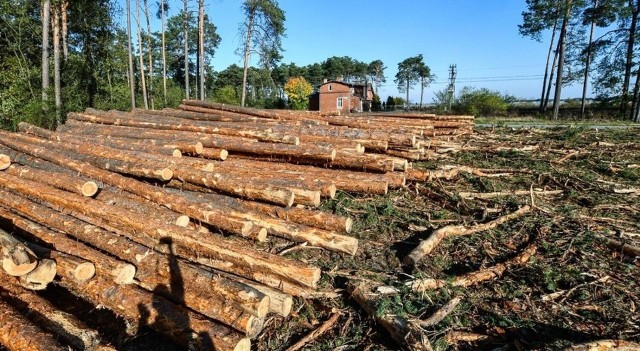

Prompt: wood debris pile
[{"left": 0, "top": 101, "right": 473, "bottom": 350}]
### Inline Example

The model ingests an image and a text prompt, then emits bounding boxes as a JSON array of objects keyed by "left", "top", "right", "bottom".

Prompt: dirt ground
[
  {"left": 255, "top": 126, "right": 640, "bottom": 350},
  {"left": 10, "top": 126, "right": 638, "bottom": 351}
]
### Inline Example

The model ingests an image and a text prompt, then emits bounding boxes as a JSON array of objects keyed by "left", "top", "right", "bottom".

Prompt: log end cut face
[{"left": 0, "top": 154, "right": 10, "bottom": 171}]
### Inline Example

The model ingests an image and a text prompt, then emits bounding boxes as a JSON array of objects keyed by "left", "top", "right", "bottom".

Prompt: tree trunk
[
  {"left": 161, "top": 0, "right": 167, "bottom": 106},
  {"left": 136, "top": 0, "right": 149, "bottom": 109},
  {"left": 580, "top": 0, "right": 598, "bottom": 119},
  {"left": 144, "top": 0, "right": 154, "bottom": 109},
  {"left": 241, "top": 10, "right": 256, "bottom": 107},
  {"left": 405, "top": 80, "right": 410, "bottom": 110},
  {"left": 41, "top": 0, "right": 50, "bottom": 117},
  {"left": 621, "top": 0, "right": 639, "bottom": 117},
  {"left": 631, "top": 58, "right": 640, "bottom": 122},
  {"left": 544, "top": 47, "right": 559, "bottom": 112},
  {"left": 419, "top": 77, "right": 424, "bottom": 108},
  {"left": 126, "top": 0, "right": 136, "bottom": 108},
  {"left": 198, "top": 0, "right": 205, "bottom": 100},
  {"left": 183, "top": 0, "right": 189, "bottom": 99},
  {"left": 541, "top": 14, "right": 559, "bottom": 113},
  {"left": 552, "top": 0, "right": 572, "bottom": 120},
  {"left": 61, "top": 1, "right": 68, "bottom": 60},
  {"left": 52, "top": 4, "right": 61, "bottom": 127}
]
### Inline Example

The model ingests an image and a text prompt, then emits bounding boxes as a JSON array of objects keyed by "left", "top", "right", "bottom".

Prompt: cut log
[
  {"left": 26, "top": 243, "right": 94, "bottom": 284},
  {"left": 0, "top": 131, "right": 257, "bottom": 236},
  {"left": 200, "top": 147, "right": 228, "bottom": 160},
  {"left": 0, "top": 228, "right": 37, "bottom": 277},
  {"left": 17, "top": 258, "right": 56, "bottom": 290},
  {"left": 0, "top": 297, "right": 65, "bottom": 351},
  {"left": 0, "top": 196, "right": 269, "bottom": 327},
  {"left": 347, "top": 282, "right": 429, "bottom": 351},
  {"left": 0, "top": 271, "right": 103, "bottom": 351},
  {"left": 6, "top": 164, "right": 99, "bottom": 197},
  {"left": 0, "top": 154, "right": 10, "bottom": 170},
  {"left": 58, "top": 273, "right": 250, "bottom": 350},
  {"left": 215, "top": 271, "right": 294, "bottom": 317},
  {"left": 0, "top": 171, "right": 320, "bottom": 289},
  {"left": 404, "top": 205, "right": 531, "bottom": 266},
  {"left": 0, "top": 204, "right": 135, "bottom": 285}
]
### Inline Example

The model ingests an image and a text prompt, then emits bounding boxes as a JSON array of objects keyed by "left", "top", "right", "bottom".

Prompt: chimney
[
  {"left": 323, "top": 78, "right": 328, "bottom": 84},
  {"left": 336, "top": 76, "right": 344, "bottom": 82}
]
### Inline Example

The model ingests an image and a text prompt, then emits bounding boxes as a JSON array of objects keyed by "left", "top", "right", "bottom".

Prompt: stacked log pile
[{"left": 0, "top": 102, "right": 472, "bottom": 350}]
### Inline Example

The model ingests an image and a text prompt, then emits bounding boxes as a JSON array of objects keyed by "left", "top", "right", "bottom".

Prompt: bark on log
[
  {"left": 0, "top": 154, "right": 10, "bottom": 170},
  {"left": 0, "top": 195, "right": 269, "bottom": 325},
  {"left": 0, "top": 203, "right": 135, "bottom": 284},
  {"left": 0, "top": 170, "right": 321, "bottom": 289},
  {"left": 347, "top": 282, "right": 429, "bottom": 351},
  {"left": 404, "top": 205, "right": 531, "bottom": 266},
  {"left": 332, "top": 150, "right": 396, "bottom": 173},
  {"left": 0, "top": 297, "right": 65, "bottom": 351},
  {"left": 200, "top": 147, "right": 228, "bottom": 160},
  {"left": 182, "top": 100, "right": 279, "bottom": 119},
  {"left": 6, "top": 164, "right": 99, "bottom": 197},
  {"left": 61, "top": 122, "right": 336, "bottom": 163},
  {"left": 0, "top": 272, "right": 103, "bottom": 351},
  {"left": 0, "top": 228, "right": 38, "bottom": 277},
  {"left": 58, "top": 273, "right": 250, "bottom": 351},
  {"left": 214, "top": 271, "right": 293, "bottom": 317},
  {"left": 0, "top": 131, "right": 257, "bottom": 237}
]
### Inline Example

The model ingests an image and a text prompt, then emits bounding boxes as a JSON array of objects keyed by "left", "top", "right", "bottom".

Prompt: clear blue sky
[{"left": 120, "top": 0, "right": 585, "bottom": 103}]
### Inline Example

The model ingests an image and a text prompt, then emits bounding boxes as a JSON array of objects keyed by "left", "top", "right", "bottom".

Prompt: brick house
[{"left": 308, "top": 78, "right": 374, "bottom": 113}]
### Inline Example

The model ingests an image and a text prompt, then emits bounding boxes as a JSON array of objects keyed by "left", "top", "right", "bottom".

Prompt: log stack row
[{"left": 0, "top": 103, "right": 472, "bottom": 350}]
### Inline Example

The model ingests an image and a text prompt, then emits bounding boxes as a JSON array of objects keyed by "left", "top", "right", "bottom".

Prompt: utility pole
[{"left": 446, "top": 64, "right": 457, "bottom": 111}]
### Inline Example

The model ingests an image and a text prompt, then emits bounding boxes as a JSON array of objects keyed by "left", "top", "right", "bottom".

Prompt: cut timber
[
  {"left": 6, "top": 164, "right": 99, "bottom": 197},
  {"left": 61, "top": 122, "right": 336, "bottom": 163},
  {"left": 17, "top": 258, "right": 56, "bottom": 290},
  {"left": 26, "top": 243, "right": 94, "bottom": 284},
  {"left": 0, "top": 154, "right": 10, "bottom": 170},
  {"left": 0, "top": 171, "right": 321, "bottom": 288},
  {"left": 332, "top": 150, "right": 395, "bottom": 173},
  {"left": 59, "top": 273, "right": 250, "bottom": 351},
  {"left": 348, "top": 282, "right": 429, "bottom": 350},
  {"left": 182, "top": 99, "right": 279, "bottom": 119},
  {"left": 0, "top": 272, "right": 103, "bottom": 351},
  {"left": 200, "top": 147, "right": 228, "bottom": 160},
  {"left": 0, "top": 204, "right": 135, "bottom": 285},
  {"left": 0, "top": 297, "right": 65, "bottom": 351},
  {"left": 404, "top": 205, "right": 531, "bottom": 266},
  {"left": 0, "top": 228, "right": 37, "bottom": 277},
  {"left": 215, "top": 271, "right": 294, "bottom": 317},
  {"left": 0, "top": 197, "right": 269, "bottom": 327},
  {"left": 407, "top": 242, "right": 537, "bottom": 293},
  {"left": 0, "top": 131, "right": 257, "bottom": 236}
]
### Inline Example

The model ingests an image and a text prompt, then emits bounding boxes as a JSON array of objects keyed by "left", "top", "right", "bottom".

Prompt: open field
[{"left": 256, "top": 126, "right": 640, "bottom": 350}]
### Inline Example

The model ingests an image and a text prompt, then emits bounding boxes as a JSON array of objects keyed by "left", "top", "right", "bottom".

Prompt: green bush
[{"left": 453, "top": 87, "right": 510, "bottom": 116}]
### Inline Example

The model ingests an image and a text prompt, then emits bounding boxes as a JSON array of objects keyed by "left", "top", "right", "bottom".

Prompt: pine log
[
  {"left": 0, "top": 273, "right": 103, "bottom": 351},
  {"left": 0, "top": 195, "right": 270, "bottom": 325},
  {"left": 17, "top": 258, "right": 57, "bottom": 290},
  {"left": 0, "top": 131, "right": 257, "bottom": 236},
  {"left": 0, "top": 297, "right": 65, "bottom": 351},
  {"left": 0, "top": 171, "right": 321, "bottom": 289},
  {"left": 58, "top": 273, "right": 250, "bottom": 350},
  {"left": 5, "top": 164, "right": 99, "bottom": 197},
  {"left": 70, "top": 111, "right": 297, "bottom": 144},
  {"left": 347, "top": 282, "right": 429, "bottom": 351},
  {"left": 182, "top": 99, "right": 280, "bottom": 119},
  {"left": 0, "top": 154, "right": 10, "bottom": 170},
  {"left": 177, "top": 190, "right": 358, "bottom": 255},
  {"left": 332, "top": 150, "right": 397, "bottom": 173},
  {"left": 235, "top": 200, "right": 352, "bottom": 234},
  {"left": 0, "top": 203, "right": 136, "bottom": 284},
  {"left": 0, "top": 228, "right": 38, "bottom": 277},
  {"left": 135, "top": 107, "right": 261, "bottom": 123},
  {"left": 215, "top": 271, "right": 294, "bottom": 317},
  {"left": 61, "top": 121, "right": 336, "bottom": 163},
  {"left": 26, "top": 242, "right": 95, "bottom": 283},
  {"left": 199, "top": 147, "right": 229, "bottom": 160}
]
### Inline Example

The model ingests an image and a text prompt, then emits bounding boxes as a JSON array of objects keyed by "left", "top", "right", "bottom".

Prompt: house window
[
  {"left": 337, "top": 97, "right": 343, "bottom": 109},
  {"left": 328, "top": 84, "right": 332, "bottom": 91}
]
